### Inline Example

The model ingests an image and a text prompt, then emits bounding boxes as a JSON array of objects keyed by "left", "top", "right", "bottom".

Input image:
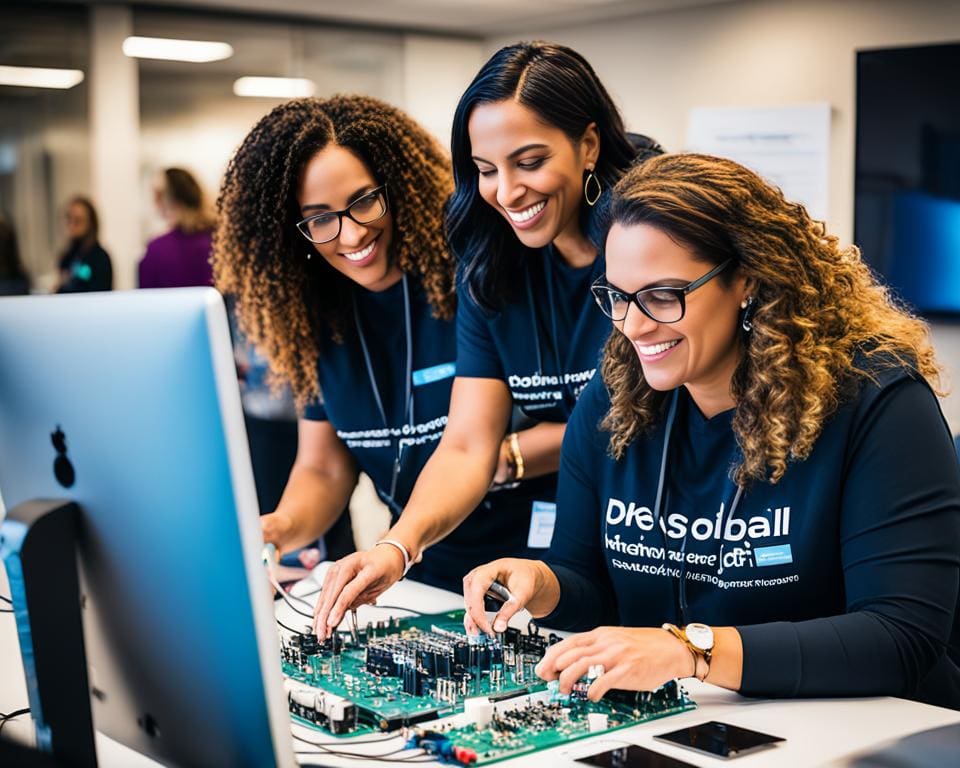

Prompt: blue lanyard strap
[{"left": 351, "top": 273, "right": 414, "bottom": 506}]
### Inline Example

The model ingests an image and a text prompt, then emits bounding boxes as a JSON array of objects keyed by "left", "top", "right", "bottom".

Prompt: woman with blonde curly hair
[
  {"left": 463, "top": 153, "right": 960, "bottom": 708},
  {"left": 214, "top": 95, "right": 540, "bottom": 592}
]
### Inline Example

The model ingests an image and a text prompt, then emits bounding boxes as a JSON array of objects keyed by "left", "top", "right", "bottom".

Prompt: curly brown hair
[
  {"left": 600, "top": 153, "right": 942, "bottom": 485},
  {"left": 213, "top": 95, "right": 455, "bottom": 409}
]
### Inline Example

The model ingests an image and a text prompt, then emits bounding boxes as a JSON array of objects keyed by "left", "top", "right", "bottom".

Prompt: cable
[
  {"left": 292, "top": 734, "right": 433, "bottom": 762},
  {"left": 268, "top": 570, "right": 316, "bottom": 620},
  {"left": 293, "top": 732, "right": 400, "bottom": 747},
  {"left": 370, "top": 605, "right": 423, "bottom": 616},
  {"left": 0, "top": 708, "right": 30, "bottom": 737},
  {"left": 277, "top": 616, "right": 313, "bottom": 635},
  {"left": 0, "top": 595, "right": 12, "bottom": 604}
]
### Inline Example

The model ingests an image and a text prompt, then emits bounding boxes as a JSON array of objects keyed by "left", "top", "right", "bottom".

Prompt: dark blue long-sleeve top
[{"left": 543, "top": 363, "right": 960, "bottom": 709}]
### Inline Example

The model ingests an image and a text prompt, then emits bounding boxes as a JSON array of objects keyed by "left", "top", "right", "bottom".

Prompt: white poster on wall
[{"left": 686, "top": 103, "right": 831, "bottom": 221}]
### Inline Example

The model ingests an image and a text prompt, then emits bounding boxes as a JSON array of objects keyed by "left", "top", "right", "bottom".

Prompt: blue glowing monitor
[{"left": 0, "top": 289, "right": 295, "bottom": 768}]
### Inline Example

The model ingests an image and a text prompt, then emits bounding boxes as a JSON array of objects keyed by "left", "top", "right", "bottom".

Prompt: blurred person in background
[
  {"left": 56, "top": 196, "right": 112, "bottom": 293},
  {"left": 139, "top": 167, "right": 215, "bottom": 288},
  {"left": 0, "top": 212, "right": 29, "bottom": 295}
]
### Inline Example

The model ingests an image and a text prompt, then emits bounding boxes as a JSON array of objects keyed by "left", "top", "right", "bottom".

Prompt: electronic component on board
[{"left": 276, "top": 608, "right": 696, "bottom": 762}]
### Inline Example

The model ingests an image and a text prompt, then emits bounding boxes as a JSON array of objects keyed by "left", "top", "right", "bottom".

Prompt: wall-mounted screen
[{"left": 855, "top": 42, "right": 960, "bottom": 315}]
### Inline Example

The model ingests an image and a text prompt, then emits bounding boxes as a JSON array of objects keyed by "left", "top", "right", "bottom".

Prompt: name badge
[
  {"left": 527, "top": 501, "right": 556, "bottom": 549},
  {"left": 754, "top": 544, "right": 793, "bottom": 567},
  {"left": 412, "top": 362, "right": 456, "bottom": 387}
]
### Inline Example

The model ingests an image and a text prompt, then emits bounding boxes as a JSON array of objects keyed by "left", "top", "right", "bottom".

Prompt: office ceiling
[{"left": 53, "top": 0, "right": 737, "bottom": 37}]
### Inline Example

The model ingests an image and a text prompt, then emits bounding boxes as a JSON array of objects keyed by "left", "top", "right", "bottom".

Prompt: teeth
[
  {"left": 507, "top": 201, "right": 545, "bottom": 223},
  {"left": 343, "top": 239, "right": 376, "bottom": 262},
  {"left": 637, "top": 339, "right": 680, "bottom": 356}
]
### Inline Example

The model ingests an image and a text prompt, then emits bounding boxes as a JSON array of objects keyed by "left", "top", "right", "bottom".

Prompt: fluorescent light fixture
[
  {"left": 233, "top": 77, "right": 316, "bottom": 98},
  {"left": 0, "top": 65, "right": 84, "bottom": 89},
  {"left": 122, "top": 36, "right": 233, "bottom": 63}
]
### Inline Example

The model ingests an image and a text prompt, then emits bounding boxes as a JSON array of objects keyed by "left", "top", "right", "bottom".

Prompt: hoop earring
[
  {"left": 740, "top": 296, "right": 757, "bottom": 333},
  {"left": 584, "top": 171, "right": 602, "bottom": 207}
]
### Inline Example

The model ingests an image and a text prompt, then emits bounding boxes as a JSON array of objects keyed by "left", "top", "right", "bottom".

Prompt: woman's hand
[
  {"left": 312, "top": 545, "right": 407, "bottom": 639},
  {"left": 535, "top": 626, "right": 694, "bottom": 701},
  {"left": 261, "top": 511, "right": 294, "bottom": 552},
  {"left": 462, "top": 558, "right": 561, "bottom": 636}
]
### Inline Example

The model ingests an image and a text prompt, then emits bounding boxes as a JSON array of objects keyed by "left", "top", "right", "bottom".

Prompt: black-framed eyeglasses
[
  {"left": 590, "top": 259, "right": 733, "bottom": 323},
  {"left": 296, "top": 185, "right": 388, "bottom": 244}
]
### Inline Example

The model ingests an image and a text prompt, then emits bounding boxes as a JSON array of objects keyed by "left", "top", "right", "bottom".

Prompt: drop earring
[
  {"left": 584, "top": 168, "right": 602, "bottom": 206},
  {"left": 740, "top": 296, "right": 757, "bottom": 332}
]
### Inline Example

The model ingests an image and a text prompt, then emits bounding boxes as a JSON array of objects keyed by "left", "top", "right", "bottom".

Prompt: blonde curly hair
[
  {"left": 600, "top": 153, "right": 942, "bottom": 485},
  {"left": 213, "top": 95, "right": 454, "bottom": 409}
]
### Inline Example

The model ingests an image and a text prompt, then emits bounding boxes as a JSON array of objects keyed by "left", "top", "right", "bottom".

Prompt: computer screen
[
  {"left": 0, "top": 288, "right": 295, "bottom": 768},
  {"left": 855, "top": 42, "right": 960, "bottom": 315}
]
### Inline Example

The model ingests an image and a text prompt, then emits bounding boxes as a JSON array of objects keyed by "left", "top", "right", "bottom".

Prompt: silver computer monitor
[{"left": 0, "top": 288, "right": 295, "bottom": 768}]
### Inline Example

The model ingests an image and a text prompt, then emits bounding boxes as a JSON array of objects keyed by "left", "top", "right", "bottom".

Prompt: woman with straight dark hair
[{"left": 315, "top": 41, "right": 662, "bottom": 636}]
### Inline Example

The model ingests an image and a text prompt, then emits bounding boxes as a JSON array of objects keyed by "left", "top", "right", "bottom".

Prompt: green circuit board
[
  {"left": 281, "top": 610, "right": 548, "bottom": 730},
  {"left": 436, "top": 689, "right": 696, "bottom": 766},
  {"left": 278, "top": 609, "right": 696, "bottom": 762}
]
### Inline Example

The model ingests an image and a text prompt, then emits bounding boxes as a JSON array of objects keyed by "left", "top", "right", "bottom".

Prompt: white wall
[
  {"left": 491, "top": 0, "right": 960, "bottom": 429},
  {"left": 402, "top": 35, "right": 485, "bottom": 148}
]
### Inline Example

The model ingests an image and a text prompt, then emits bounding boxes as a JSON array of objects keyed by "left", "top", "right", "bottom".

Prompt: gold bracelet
[{"left": 507, "top": 432, "right": 525, "bottom": 481}]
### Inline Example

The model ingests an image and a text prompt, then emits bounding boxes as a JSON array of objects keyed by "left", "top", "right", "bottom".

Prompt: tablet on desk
[{"left": 654, "top": 720, "right": 785, "bottom": 758}]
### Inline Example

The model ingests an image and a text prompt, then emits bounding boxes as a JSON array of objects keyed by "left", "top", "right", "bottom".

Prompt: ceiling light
[
  {"left": 233, "top": 77, "right": 316, "bottom": 98},
  {"left": 122, "top": 36, "right": 233, "bottom": 63},
  {"left": 0, "top": 65, "right": 84, "bottom": 89}
]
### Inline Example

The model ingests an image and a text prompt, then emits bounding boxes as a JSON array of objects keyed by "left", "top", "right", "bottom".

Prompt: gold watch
[{"left": 662, "top": 622, "right": 713, "bottom": 681}]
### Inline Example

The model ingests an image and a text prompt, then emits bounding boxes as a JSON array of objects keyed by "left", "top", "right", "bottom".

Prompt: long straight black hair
[{"left": 447, "top": 41, "right": 651, "bottom": 312}]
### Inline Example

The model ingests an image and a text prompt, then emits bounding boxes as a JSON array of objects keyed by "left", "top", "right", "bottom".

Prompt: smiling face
[
  {"left": 297, "top": 144, "right": 400, "bottom": 292},
  {"left": 605, "top": 222, "right": 750, "bottom": 416},
  {"left": 468, "top": 99, "right": 599, "bottom": 252}
]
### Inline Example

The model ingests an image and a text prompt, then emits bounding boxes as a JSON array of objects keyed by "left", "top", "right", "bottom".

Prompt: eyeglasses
[
  {"left": 590, "top": 259, "right": 733, "bottom": 323},
  {"left": 296, "top": 185, "right": 388, "bottom": 244}
]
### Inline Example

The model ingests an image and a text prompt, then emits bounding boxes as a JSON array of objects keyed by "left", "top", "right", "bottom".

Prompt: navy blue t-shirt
[
  {"left": 545, "top": 366, "right": 960, "bottom": 709},
  {"left": 303, "top": 276, "right": 541, "bottom": 591},
  {"left": 457, "top": 246, "right": 611, "bottom": 425}
]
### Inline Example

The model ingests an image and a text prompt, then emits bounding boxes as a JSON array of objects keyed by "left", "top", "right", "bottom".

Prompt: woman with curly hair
[
  {"left": 315, "top": 42, "right": 662, "bottom": 636},
  {"left": 462, "top": 153, "right": 960, "bottom": 708},
  {"left": 214, "top": 95, "right": 539, "bottom": 592}
]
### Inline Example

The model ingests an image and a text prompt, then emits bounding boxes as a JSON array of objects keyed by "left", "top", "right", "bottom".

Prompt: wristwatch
[{"left": 662, "top": 622, "right": 714, "bottom": 681}]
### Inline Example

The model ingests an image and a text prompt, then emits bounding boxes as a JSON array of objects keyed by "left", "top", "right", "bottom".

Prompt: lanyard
[
  {"left": 351, "top": 272, "right": 414, "bottom": 512},
  {"left": 655, "top": 387, "right": 744, "bottom": 625},
  {"left": 524, "top": 249, "right": 603, "bottom": 418}
]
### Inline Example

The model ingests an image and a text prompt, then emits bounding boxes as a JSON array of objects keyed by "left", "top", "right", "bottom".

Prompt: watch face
[{"left": 685, "top": 623, "right": 714, "bottom": 651}]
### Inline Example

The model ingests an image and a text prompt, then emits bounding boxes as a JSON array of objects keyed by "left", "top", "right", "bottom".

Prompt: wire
[
  {"left": 0, "top": 609, "right": 13, "bottom": 614},
  {"left": 277, "top": 617, "right": 313, "bottom": 635},
  {"left": 0, "top": 708, "right": 30, "bottom": 737},
  {"left": 293, "top": 733, "right": 434, "bottom": 762},
  {"left": 294, "top": 732, "right": 400, "bottom": 747},
  {"left": 269, "top": 572, "right": 316, "bottom": 620},
  {"left": 0, "top": 595, "right": 12, "bottom": 604},
  {"left": 370, "top": 605, "right": 423, "bottom": 616}
]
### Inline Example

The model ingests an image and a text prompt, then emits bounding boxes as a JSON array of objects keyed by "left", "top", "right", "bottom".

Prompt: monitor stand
[{"left": 1, "top": 499, "right": 97, "bottom": 767}]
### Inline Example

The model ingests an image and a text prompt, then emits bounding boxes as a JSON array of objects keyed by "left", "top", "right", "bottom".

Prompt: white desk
[{"left": 2, "top": 562, "right": 959, "bottom": 767}]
